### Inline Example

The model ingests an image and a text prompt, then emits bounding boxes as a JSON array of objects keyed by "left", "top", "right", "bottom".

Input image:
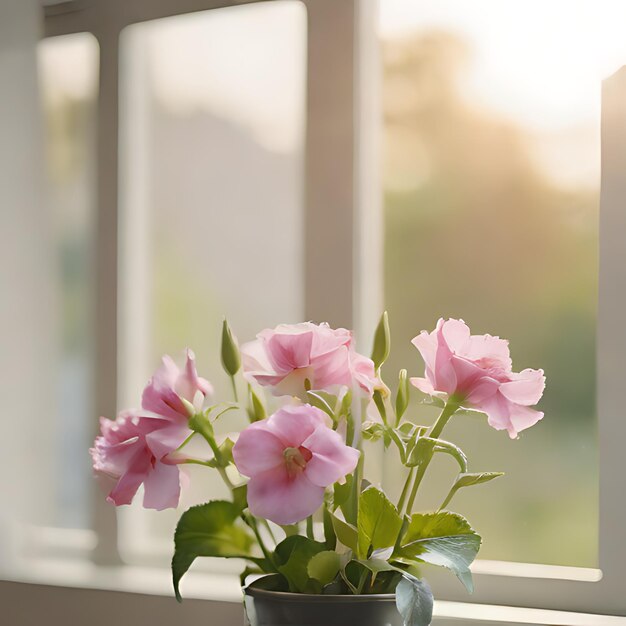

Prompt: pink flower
[
  {"left": 91, "top": 350, "right": 212, "bottom": 509},
  {"left": 142, "top": 349, "right": 213, "bottom": 423},
  {"left": 410, "top": 318, "right": 545, "bottom": 438},
  {"left": 241, "top": 322, "right": 378, "bottom": 398},
  {"left": 90, "top": 410, "right": 188, "bottom": 510},
  {"left": 232, "top": 404, "right": 360, "bottom": 525}
]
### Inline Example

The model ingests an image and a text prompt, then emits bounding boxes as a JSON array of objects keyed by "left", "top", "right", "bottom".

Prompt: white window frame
[{"left": 38, "top": 0, "right": 626, "bottom": 620}]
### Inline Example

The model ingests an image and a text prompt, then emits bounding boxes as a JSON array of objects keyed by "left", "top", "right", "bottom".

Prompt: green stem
[
  {"left": 194, "top": 420, "right": 235, "bottom": 490},
  {"left": 373, "top": 390, "right": 388, "bottom": 426},
  {"left": 345, "top": 413, "right": 355, "bottom": 452},
  {"left": 429, "top": 398, "right": 459, "bottom": 439},
  {"left": 230, "top": 375, "right": 239, "bottom": 402},
  {"left": 182, "top": 458, "right": 216, "bottom": 468},
  {"left": 243, "top": 513, "right": 274, "bottom": 567},
  {"left": 403, "top": 399, "right": 459, "bottom": 516},
  {"left": 396, "top": 466, "right": 415, "bottom": 512},
  {"left": 346, "top": 454, "right": 363, "bottom": 526},
  {"left": 306, "top": 515, "right": 315, "bottom": 541},
  {"left": 175, "top": 432, "right": 195, "bottom": 451},
  {"left": 261, "top": 520, "right": 278, "bottom": 546}
]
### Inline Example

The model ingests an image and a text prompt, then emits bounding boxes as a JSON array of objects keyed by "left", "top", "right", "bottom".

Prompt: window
[
  {"left": 38, "top": 32, "right": 99, "bottom": 531},
  {"left": 116, "top": 1, "right": 307, "bottom": 564},
  {"left": 379, "top": 0, "right": 614, "bottom": 569},
  {"left": 5, "top": 0, "right": 622, "bottom": 621}
]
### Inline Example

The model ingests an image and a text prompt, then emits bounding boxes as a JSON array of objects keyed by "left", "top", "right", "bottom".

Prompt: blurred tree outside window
[{"left": 377, "top": 0, "right": 622, "bottom": 567}]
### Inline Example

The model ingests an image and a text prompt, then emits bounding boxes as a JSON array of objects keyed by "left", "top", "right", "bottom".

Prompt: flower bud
[
  {"left": 371, "top": 311, "right": 390, "bottom": 371},
  {"left": 221, "top": 318, "right": 241, "bottom": 377},
  {"left": 395, "top": 368, "right": 410, "bottom": 420}
]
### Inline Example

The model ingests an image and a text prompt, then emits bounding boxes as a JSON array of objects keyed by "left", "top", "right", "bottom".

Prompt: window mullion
[
  {"left": 90, "top": 27, "right": 122, "bottom": 566},
  {"left": 598, "top": 66, "right": 626, "bottom": 590}
]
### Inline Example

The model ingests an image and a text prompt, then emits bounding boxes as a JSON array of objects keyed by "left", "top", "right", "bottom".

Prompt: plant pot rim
[{"left": 243, "top": 585, "right": 396, "bottom": 604}]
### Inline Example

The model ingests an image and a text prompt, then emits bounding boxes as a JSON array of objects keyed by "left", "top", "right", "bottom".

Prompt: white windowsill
[{"left": 2, "top": 556, "right": 625, "bottom": 625}]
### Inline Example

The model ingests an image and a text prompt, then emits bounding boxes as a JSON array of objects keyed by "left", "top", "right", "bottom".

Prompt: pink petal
[
  {"left": 507, "top": 404, "right": 544, "bottom": 438},
  {"left": 106, "top": 449, "right": 152, "bottom": 506},
  {"left": 246, "top": 465, "right": 325, "bottom": 525},
  {"left": 266, "top": 331, "right": 314, "bottom": 372},
  {"left": 141, "top": 356, "right": 188, "bottom": 420},
  {"left": 251, "top": 372, "right": 290, "bottom": 387},
  {"left": 433, "top": 322, "right": 458, "bottom": 394},
  {"left": 449, "top": 355, "right": 485, "bottom": 393},
  {"left": 232, "top": 422, "right": 286, "bottom": 477},
  {"left": 499, "top": 369, "right": 545, "bottom": 405},
  {"left": 477, "top": 393, "right": 512, "bottom": 433},
  {"left": 463, "top": 375, "right": 500, "bottom": 406},
  {"left": 258, "top": 368, "right": 313, "bottom": 398},
  {"left": 302, "top": 427, "right": 360, "bottom": 487},
  {"left": 241, "top": 338, "right": 274, "bottom": 374},
  {"left": 142, "top": 461, "right": 182, "bottom": 510},
  {"left": 463, "top": 333, "right": 512, "bottom": 370},
  {"left": 440, "top": 318, "right": 471, "bottom": 353},
  {"left": 350, "top": 352, "right": 378, "bottom": 394},
  {"left": 175, "top": 349, "right": 213, "bottom": 401},
  {"left": 311, "top": 346, "right": 352, "bottom": 390},
  {"left": 145, "top": 423, "right": 192, "bottom": 460},
  {"left": 310, "top": 323, "right": 352, "bottom": 358},
  {"left": 265, "top": 404, "right": 329, "bottom": 448},
  {"left": 409, "top": 376, "right": 437, "bottom": 396},
  {"left": 411, "top": 330, "right": 438, "bottom": 372},
  {"left": 91, "top": 435, "right": 140, "bottom": 476}
]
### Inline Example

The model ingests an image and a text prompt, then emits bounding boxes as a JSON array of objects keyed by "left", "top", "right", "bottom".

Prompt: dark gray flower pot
[{"left": 243, "top": 587, "right": 403, "bottom": 626}]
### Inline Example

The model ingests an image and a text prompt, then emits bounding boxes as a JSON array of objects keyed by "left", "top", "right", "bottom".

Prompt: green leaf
[
  {"left": 371, "top": 311, "right": 390, "bottom": 370},
  {"left": 357, "top": 487, "right": 403, "bottom": 559},
  {"left": 440, "top": 472, "right": 504, "bottom": 511},
  {"left": 306, "top": 390, "right": 336, "bottom": 419},
  {"left": 362, "top": 421, "right": 386, "bottom": 442},
  {"left": 202, "top": 436, "right": 236, "bottom": 468},
  {"left": 421, "top": 396, "right": 446, "bottom": 408},
  {"left": 354, "top": 558, "right": 399, "bottom": 584},
  {"left": 274, "top": 535, "right": 327, "bottom": 593},
  {"left": 397, "top": 422, "right": 428, "bottom": 440},
  {"left": 339, "top": 388, "right": 352, "bottom": 417},
  {"left": 323, "top": 505, "right": 337, "bottom": 550},
  {"left": 395, "top": 369, "right": 410, "bottom": 420},
  {"left": 307, "top": 550, "right": 341, "bottom": 586},
  {"left": 395, "top": 575, "right": 434, "bottom": 626},
  {"left": 210, "top": 404, "right": 239, "bottom": 422},
  {"left": 395, "top": 511, "right": 481, "bottom": 592},
  {"left": 453, "top": 471, "right": 504, "bottom": 490},
  {"left": 221, "top": 318, "right": 241, "bottom": 376},
  {"left": 406, "top": 437, "right": 468, "bottom": 473},
  {"left": 331, "top": 513, "right": 359, "bottom": 552},
  {"left": 172, "top": 501, "right": 256, "bottom": 601},
  {"left": 333, "top": 474, "right": 353, "bottom": 517},
  {"left": 232, "top": 484, "right": 247, "bottom": 511}
]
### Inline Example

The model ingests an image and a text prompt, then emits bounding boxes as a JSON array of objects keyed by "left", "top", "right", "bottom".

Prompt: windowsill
[{"left": 1, "top": 556, "right": 624, "bottom": 625}]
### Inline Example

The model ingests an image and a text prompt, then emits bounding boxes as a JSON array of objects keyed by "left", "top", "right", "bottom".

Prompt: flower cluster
[
  {"left": 90, "top": 350, "right": 211, "bottom": 510},
  {"left": 91, "top": 316, "right": 545, "bottom": 626}
]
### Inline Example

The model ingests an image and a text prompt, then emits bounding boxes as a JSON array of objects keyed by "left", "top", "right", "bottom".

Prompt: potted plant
[{"left": 91, "top": 314, "right": 545, "bottom": 626}]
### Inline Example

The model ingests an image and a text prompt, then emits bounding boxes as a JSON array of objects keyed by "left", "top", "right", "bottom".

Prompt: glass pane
[
  {"left": 37, "top": 33, "right": 99, "bottom": 529},
  {"left": 118, "top": 1, "right": 306, "bottom": 563},
  {"left": 377, "top": 0, "right": 626, "bottom": 567}
]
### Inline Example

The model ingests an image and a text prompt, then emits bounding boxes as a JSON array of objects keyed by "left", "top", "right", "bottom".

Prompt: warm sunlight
[{"left": 380, "top": 0, "right": 626, "bottom": 131}]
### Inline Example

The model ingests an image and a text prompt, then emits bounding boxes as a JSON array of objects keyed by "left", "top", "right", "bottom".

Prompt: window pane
[
  {"left": 37, "top": 33, "right": 98, "bottom": 529},
  {"left": 117, "top": 1, "right": 306, "bottom": 563},
  {"left": 377, "top": 0, "right": 625, "bottom": 567}
]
